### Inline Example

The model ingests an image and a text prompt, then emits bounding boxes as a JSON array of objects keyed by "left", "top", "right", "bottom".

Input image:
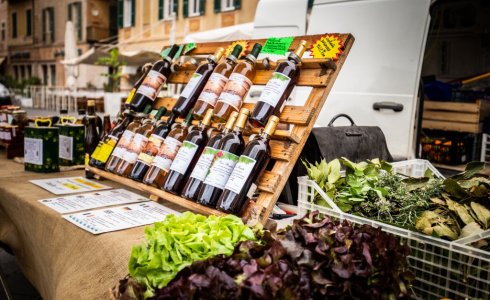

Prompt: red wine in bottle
[
  {"left": 181, "top": 111, "right": 239, "bottom": 201},
  {"left": 172, "top": 48, "right": 224, "bottom": 117},
  {"left": 129, "top": 44, "right": 179, "bottom": 112},
  {"left": 161, "top": 109, "right": 213, "bottom": 195},
  {"left": 250, "top": 40, "right": 307, "bottom": 127},
  {"left": 216, "top": 116, "right": 280, "bottom": 215},
  {"left": 196, "top": 108, "right": 249, "bottom": 207}
]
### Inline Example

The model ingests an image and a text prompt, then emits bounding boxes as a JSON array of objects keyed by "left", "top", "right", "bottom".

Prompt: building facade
[
  {"left": 117, "top": 0, "right": 258, "bottom": 53},
  {"left": 0, "top": 0, "right": 8, "bottom": 74},
  {"left": 6, "top": 0, "right": 117, "bottom": 88}
]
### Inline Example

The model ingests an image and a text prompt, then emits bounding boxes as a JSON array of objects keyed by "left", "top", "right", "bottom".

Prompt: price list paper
[{"left": 29, "top": 176, "right": 112, "bottom": 195}]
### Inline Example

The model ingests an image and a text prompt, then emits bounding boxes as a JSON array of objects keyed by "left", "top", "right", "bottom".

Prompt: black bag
[{"left": 282, "top": 114, "right": 393, "bottom": 204}]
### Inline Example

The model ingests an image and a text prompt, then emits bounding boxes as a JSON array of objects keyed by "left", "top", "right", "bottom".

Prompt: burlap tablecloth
[{"left": 0, "top": 158, "right": 182, "bottom": 299}]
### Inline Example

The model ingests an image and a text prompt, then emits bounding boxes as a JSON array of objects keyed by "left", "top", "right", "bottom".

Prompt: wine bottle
[
  {"left": 172, "top": 48, "right": 224, "bottom": 117},
  {"left": 124, "top": 63, "right": 153, "bottom": 109},
  {"left": 196, "top": 108, "right": 248, "bottom": 207},
  {"left": 192, "top": 44, "right": 243, "bottom": 120},
  {"left": 128, "top": 113, "right": 178, "bottom": 182},
  {"left": 101, "top": 115, "right": 112, "bottom": 139},
  {"left": 250, "top": 40, "right": 307, "bottom": 127},
  {"left": 129, "top": 44, "right": 179, "bottom": 112},
  {"left": 162, "top": 109, "right": 213, "bottom": 195},
  {"left": 212, "top": 43, "right": 262, "bottom": 122},
  {"left": 85, "top": 114, "right": 101, "bottom": 179},
  {"left": 143, "top": 113, "right": 193, "bottom": 187},
  {"left": 89, "top": 109, "right": 134, "bottom": 169},
  {"left": 83, "top": 100, "right": 103, "bottom": 135},
  {"left": 181, "top": 111, "right": 239, "bottom": 201},
  {"left": 105, "top": 105, "right": 152, "bottom": 173},
  {"left": 217, "top": 116, "right": 280, "bottom": 215},
  {"left": 115, "top": 107, "right": 167, "bottom": 177}
]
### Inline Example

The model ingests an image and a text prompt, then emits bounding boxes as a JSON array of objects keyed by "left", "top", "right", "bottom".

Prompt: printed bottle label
[
  {"left": 198, "top": 73, "right": 228, "bottom": 107},
  {"left": 136, "top": 70, "right": 166, "bottom": 101},
  {"left": 112, "top": 130, "right": 135, "bottom": 159},
  {"left": 224, "top": 155, "right": 256, "bottom": 194},
  {"left": 259, "top": 72, "right": 291, "bottom": 108},
  {"left": 189, "top": 146, "right": 218, "bottom": 181},
  {"left": 136, "top": 134, "right": 164, "bottom": 165},
  {"left": 169, "top": 141, "right": 198, "bottom": 175},
  {"left": 216, "top": 73, "right": 252, "bottom": 111},
  {"left": 24, "top": 138, "right": 43, "bottom": 165},
  {"left": 180, "top": 73, "right": 203, "bottom": 98},
  {"left": 203, "top": 150, "right": 239, "bottom": 189},
  {"left": 97, "top": 136, "right": 118, "bottom": 163},
  {"left": 59, "top": 135, "right": 74, "bottom": 161},
  {"left": 151, "top": 137, "right": 182, "bottom": 172},
  {"left": 123, "top": 133, "right": 149, "bottom": 164}
]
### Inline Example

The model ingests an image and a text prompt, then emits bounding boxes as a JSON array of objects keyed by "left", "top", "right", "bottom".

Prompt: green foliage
[
  {"left": 0, "top": 75, "right": 42, "bottom": 89},
  {"left": 96, "top": 48, "right": 126, "bottom": 92}
]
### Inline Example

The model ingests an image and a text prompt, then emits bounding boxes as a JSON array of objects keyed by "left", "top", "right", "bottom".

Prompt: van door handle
[{"left": 373, "top": 101, "right": 404, "bottom": 112}]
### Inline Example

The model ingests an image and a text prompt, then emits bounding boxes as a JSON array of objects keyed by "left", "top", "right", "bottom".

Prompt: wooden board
[
  {"left": 422, "top": 119, "right": 481, "bottom": 133},
  {"left": 422, "top": 100, "right": 489, "bottom": 133},
  {"left": 91, "top": 34, "right": 354, "bottom": 225}
]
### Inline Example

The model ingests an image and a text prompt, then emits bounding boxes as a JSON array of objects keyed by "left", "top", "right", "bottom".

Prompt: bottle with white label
[
  {"left": 162, "top": 109, "right": 213, "bottom": 195},
  {"left": 212, "top": 43, "right": 262, "bottom": 123},
  {"left": 181, "top": 111, "right": 239, "bottom": 201},
  {"left": 250, "top": 40, "right": 307, "bottom": 128},
  {"left": 115, "top": 107, "right": 167, "bottom": 177},
  {"left": 105, "top": 105, "right": 152, "bottom": 173},
  {"left": 217, "top": 115, "right": 280, "bottom": 215},
  {"left": 172, "top": 48, "right": 224, "bottom": 118},
  {"left": 197, "top": 108, "right": 249, "bottom": 207},
  {"left": 192, "top": 44, "right": 243, "bottom": 120},
  {"left": 142, "top": 113, "right": 193, "bottom": 187},
  {"left": 129, "top": 44, "right": 179, "bottom": 112}
]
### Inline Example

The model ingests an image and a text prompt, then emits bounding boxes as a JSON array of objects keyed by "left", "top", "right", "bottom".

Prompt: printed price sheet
[{"left": 30, "top": 177, "right": 112, "bottom": 195}]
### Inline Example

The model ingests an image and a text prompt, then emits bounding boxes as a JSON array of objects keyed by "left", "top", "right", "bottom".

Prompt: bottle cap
[
  {"left": 87, "top": 100, "right": 95, "bottom": 106},
  {"left": 247, "top": 43, "right": 262, "bottom": 61},
  {"left": 154, "top": 106, "right": 167, "bottom": 120},
  {"left": 209, "top": 47, "right": 225, "bottom": 63},
  {"left": 263, "top": 115, "right": 280, "bottom": 136},
  {"left": 290, "top": 40, "right": 308, "bottom": 62},
  {"left": 229, "top": 44, "right": 243, "bottom": 61},
  {"left": 202, "top": 109, "right": 213, "bottom": 126},
  {"left": 235, "top": 108, "right": 250, "bottom": 129},
  {"left": 183, "top": 112, "right": 193, "bottom": 125},
  {"left": 224, "top": 111, "right": 239, "bottom": 130},
  {"left": 165, "top": 44, "right": 180, "bottom": 61},
  {"left": 143, "top": 104, "right": 152, "bottom": 114}
]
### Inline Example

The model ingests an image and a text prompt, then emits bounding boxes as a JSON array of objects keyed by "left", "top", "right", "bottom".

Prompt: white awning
[
  {"left": 61, "top": 48, "right": 161, "bottom": 66},
  {"left": 183, "top": 22, "right": 254, "bottom": 43}
]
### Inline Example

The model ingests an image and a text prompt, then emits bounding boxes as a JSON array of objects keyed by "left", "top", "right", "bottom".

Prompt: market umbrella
[{"left": 64, "top": 21, "right": 79, "bottom": 90}]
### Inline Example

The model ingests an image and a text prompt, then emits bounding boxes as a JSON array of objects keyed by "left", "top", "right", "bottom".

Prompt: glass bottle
[
  {"left": 129, "top": 44, "right": 180, "bottom": 112},
  {"left": 197, "top": 108, "right": 248, "bottom": 207},
  {"left": 83, "top": 100, "right": 103, "bottom": 135},
  {"left": 250, "top": 40, "right": 307, "bottom": 127},
  {"left": 181, "top": 111, "right": 239, "bottom": 201},
  {"left": 89, "top": 109, "right": 134, "bottom": 169},
  {"left": 85, "top": 114, "right": 101, "bottom": 179},
  {"left": 192, "top": 44, "right": 242, "bottom": 120},
  {"left": 217, "top": 116, "right": 280, "bottom": 215},
  {"left": 101, "top": 115, "right": 112, "bottom": 139},
  {"left": 115, "top": 107, "right": 167, "bottom": 177},
  {"left": 124, "top": 63, "right": 153, "bottom": 109},
  {"left": 172, "top": 48, "right": 225, "bottom": 118},
  {"left": 162, "top": 109, "right": 213, "bottom": 195},
  {"left": 143, "top": 113, "right": 193, "bottom": 187},
  {"left": 212, "top": 43, "right": 262, "bottom": 122},
  {"left": 128, "top": 113, "right": 178, "bottom": 182},
  {"left": 105, "top": 105, "right": 152, "bottom": 173}
]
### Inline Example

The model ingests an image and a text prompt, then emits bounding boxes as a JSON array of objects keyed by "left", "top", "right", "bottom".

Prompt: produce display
[
  {"left": 113, "top": 211, "right": 413, "bottom": 300},
  {"left": 303, "top": 158, "right": 490, "bottom": 242}
]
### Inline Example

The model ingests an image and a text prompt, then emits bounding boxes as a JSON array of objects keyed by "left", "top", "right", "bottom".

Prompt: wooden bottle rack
[{"left": 87, "top": 34, "right": 354, "bottom": 224}]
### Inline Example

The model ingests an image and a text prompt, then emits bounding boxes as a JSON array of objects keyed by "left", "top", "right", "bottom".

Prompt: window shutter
[
  {"left": 42, "top": 9, "right": 46, "bottom": 42},
  {"left": 68, "top": 3, "right": 72, "bottom": 21},
  {"left": 77, "top": 2, "right": 82, "bottom": 40},
  {"left": 214, "top": 0, "right": 220, "bottom": 13},
  {"left": 174, "top": 0, "right": 178, "bottom": 18},
  {"left": 307, "top": 0, "right": 314, "bottom": 9},
  {"left": 50, "top": 7, "right": 55, "bottom": 42},
  {"left": 158, "top": 0, "right": 164, "bottom": 20},
  {"left": 183, "top": 0, "right": 188, "bottom": 18},
  {"left": 131, "top": 0, "right": 136, "bottom": 26},
  {"left": 199, "top": 0, "right": 205, "bottom": 15},
  {"left": 117, "top": 0, "right": 123, "bottom": 28},
  {"left": 234, "top": 0, "right": 241, "bottom": 10}
]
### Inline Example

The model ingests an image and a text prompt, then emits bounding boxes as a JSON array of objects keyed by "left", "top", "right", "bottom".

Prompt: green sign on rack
[
  {"left": 261, "top": 37, "right": 294, "bottom": 56},
  {"left": 161, "top": 45, "right": 184, "bottom": 60},
  {"left": 184, "top": 42, "right": 197, "bottom": 54}
]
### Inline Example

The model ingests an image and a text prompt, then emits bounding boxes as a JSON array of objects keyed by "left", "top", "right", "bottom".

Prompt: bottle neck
[
  {"left": 245, "top": 55, "right": 256, "bottom": 65},
  {"left": 87, "top": 105, "right": 96, "bottom": 115},
  {"left": 259, "top": 131, "right": 271, "bottom": 141},
  {"left": 288, "top": 53, "right": 301, "bottom": 64}
]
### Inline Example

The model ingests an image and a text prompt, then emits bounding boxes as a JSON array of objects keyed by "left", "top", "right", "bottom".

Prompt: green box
[
  {"left": 56, "top": 124, "right": 85, "bottom": 166},
  {"left": 24, "top": 126, "right": 59, "bottom": 172}
]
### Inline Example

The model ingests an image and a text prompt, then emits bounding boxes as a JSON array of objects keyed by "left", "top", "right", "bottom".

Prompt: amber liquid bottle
[
  {"left": 250, "top": 40, "right": 307, "bottom": 127},
  {"left": 143, "top": 113, "right": 193, "bottom": 187},
  {"left": 181, "top": 111, "right": 239, "bottom": 201},
  {"left": 128, "top": 113, "right": 178, "bottom": 182},
  {"left": 124, "top": 63, "right": 153, "bottom": 109},
  {"left": 105, "top": 105, "right": 152, "bottom": 173},
  {"left": 212, "top": 43, "right": 262, "bottom": 123},
  {"left": 89, "top": 110, "right": 134, "bottom": 169},
  {"left": 129, "top": 44, "right": 179, "bottom": 112},
  {"left": 197, "top": 108, "right": 249, "bottom": 207},
  {"left": 101, "top": 115, "right": 112, "bottom": 139},
  {"left": 192, "top": 44, "right": 243, "bottom": 120},
  {"left": 173, "top": 48, "right": 224, "bottom": 118},
  {"left": 162, "top": 109, "right": 213, "bottom": 195},
  {"left": 217, "top": 116, "right": 279, "bottom": 215},
  {"left": 115, "top": 107, "right": 167, "bottom": 177}
]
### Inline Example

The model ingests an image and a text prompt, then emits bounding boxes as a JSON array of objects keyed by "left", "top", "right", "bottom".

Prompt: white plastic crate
[
  {"left": 481, "top": 133, "right": 490, "bottom": 164},
  {"left": 297, "top": 160, "right": 490, "bottom": 299}
]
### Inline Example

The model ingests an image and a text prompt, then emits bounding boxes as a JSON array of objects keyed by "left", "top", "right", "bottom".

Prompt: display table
[{"left": 0, "top": 157, "right": 183, "bottom": 299}]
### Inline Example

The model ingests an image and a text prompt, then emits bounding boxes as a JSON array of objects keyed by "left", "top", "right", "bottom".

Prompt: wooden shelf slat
[
  {"left": 424, "top": 101, "right": 480, "bottom": 113},
  {"left": 423, "top": 111, "right": 478, "bottom": 123},
  {"left": 421, "top": 119, "right": 480, "bottom": 133}
]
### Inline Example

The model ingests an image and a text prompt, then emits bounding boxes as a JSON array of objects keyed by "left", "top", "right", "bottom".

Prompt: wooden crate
[
  {"left": 422, "top": 100, "right": 490, "bottom": 133},
  {"left": 87, "top": 34, "right": 354, "bottom": 224}
]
